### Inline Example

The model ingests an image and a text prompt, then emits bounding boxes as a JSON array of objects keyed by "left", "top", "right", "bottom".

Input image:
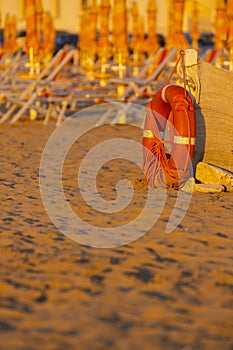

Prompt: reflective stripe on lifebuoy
[
  {"left": 143, "top": 84, "right": 196, "bottom": 189},
  {"left": 143, "top": 130, "right": 196, "bottom": 146}
]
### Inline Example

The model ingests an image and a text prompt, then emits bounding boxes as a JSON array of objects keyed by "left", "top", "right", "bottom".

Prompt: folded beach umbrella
[
  {"left": 166, "top": 0, "right": 174, "bottom": 49},
  {"left": 214, "top": 0, "right": 227, "bottom": 50},
  {"left": 24, "top": 0, "right": 39, "bottom": 55},
  {"left": 88, "top": 0, "right": 98, "bottom": 57},
  {"left": 3, "top": 14, "right": 11, "bottom": 52},
  {"left": 136, "top": 17, "right": 146, "bottom": 56},
  {"left": 130, "top": 1, "right": 139, "bottom": 52},
  {"left": 190, "top": 0, "right": 199, "bottom": 50},
  {"left": 11, "top": 16, "right": 19, "bottom": 52},
  {"left": 112, "top": 0, "right": 128, "bottom": 61},
  {"left": 78, "top": 8, "right": 88, "bottom": 52},
  {"left": 145, "top": 0, "right": 160, "bottom": 58},
  {"left": 42, "top": 11, "right": 55, "bottom": 59},
  {"left": 166, "top": 0, "right": 189, "bottom": 50},
  {"left": 35, "top": 0, "right": 43, "bottom": 50},
  {"left": 97, "top": 0, "right": 112, "bottom": 60},
  {"left": 3, "top": 14, "right": 19, "bottom": 53},
  {"left": 78, "top": 2, "right": 98, "bottom": 65}
]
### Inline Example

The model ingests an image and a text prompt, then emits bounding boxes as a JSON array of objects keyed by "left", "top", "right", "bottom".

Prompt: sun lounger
[
  {"left": 109, "top": 47, "right": 178, "bottom": 101},
  {"left": 0, "top": 48, "right": 77, "bottom": 124},
  {"left": 201, "top": 48, "right": 225, "bottom": 65}
]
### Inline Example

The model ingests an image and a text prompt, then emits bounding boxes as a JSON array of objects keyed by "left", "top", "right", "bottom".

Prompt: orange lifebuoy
[{"left": 143, "top": 84, "right": 196, "bottom": 189}]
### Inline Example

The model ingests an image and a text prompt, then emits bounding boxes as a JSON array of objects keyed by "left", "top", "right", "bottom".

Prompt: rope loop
[{"left": 166, "top": 50, "right": 188, "bottom": 99}]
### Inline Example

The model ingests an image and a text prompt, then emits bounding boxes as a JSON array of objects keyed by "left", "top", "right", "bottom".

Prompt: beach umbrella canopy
[
  {"left": 24, "top": 0, "right": 39, "bottom": 55},
  {"left": 78, "top": 9, "right": 88, "bottom": 52},
  {"left": 3, "top": 14, "right": 19, "bottom": 53},
  {"left": 130, "top": 1, "right": 139, "bottom": 52},
  {"left": 166, "top": 0, "right": 175, "bottom": 49},
  {"left": 191, "top": 0, "right": 200, "bottom": 50},
  {"left": 88, "top": 0, "right": 98, "bottom": 56},
  {"left": 3, "top": 14, "right": 11, "bottom": 51},
  {"left": 145, "top": 0, "right": 160, "bottom": 58},
  {"left": 35, "top": 0, "right": 43, "bottom": 48},
  {"left": 97, "top": 0, "right": 112, "bottom": 59},
  {"left": 112, "top": 0, "right": 128, "bottom": 61},
  {"left": 214, "top": 0, "right": 227, "bottom": 50},
  {"left": 133, "top": 16, "right": 146, "bottom": 56},
  {"left": 41, "top": 11, "right": 55, "bottom": 58},
  {"left": 167, "top": 0, "right": 189, "bottom": 50},
  {"left": 11, "top": 16, "right": 19, "bottom": 52}
]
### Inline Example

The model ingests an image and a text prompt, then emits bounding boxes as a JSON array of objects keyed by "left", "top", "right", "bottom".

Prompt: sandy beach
[{"left": 0, "top": 119, "right": 233, "bottom": 350}]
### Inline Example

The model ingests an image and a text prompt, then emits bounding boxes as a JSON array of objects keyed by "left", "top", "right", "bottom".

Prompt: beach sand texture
[{"left": 0, "top": 120, "right": 233, "bottom": 350}]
